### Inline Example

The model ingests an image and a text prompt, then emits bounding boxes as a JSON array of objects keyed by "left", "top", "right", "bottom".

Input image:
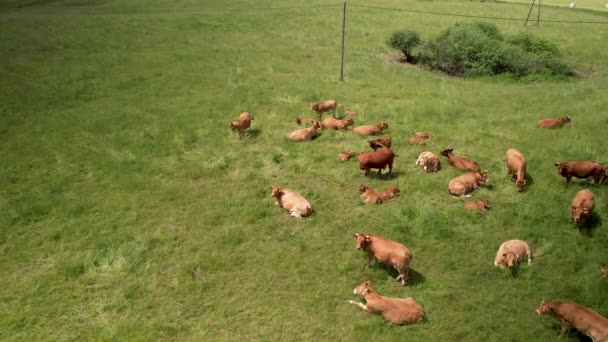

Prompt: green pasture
[{"left": 1, "top": 0, "right": 608, "bottom": 340}]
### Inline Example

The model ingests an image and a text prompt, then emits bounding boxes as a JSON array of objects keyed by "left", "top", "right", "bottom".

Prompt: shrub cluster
[{"left": 388, "top": 21, "right": 572, "bottom": 78}]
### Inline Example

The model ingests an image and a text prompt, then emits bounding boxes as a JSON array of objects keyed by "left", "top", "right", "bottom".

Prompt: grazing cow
[
  {"left": 448, "top": 171, "right": 490, "bottom": 197},
  {"left": 494, "top": 239, "right": 532, "bottom": 269},
  {"left": 309, "top": 99, "right": 337, "bottom": 118},
  {"left": 414, "top": 132, "right": 432, "bottom": 139},
  {"left": 555, "top": 161, "right": 604, "bottom": 184},
  {"left": 571, "top": 189, "right": 594, "bottom": 227},
  {"left": 352, "top": 233, "right": 413, "bottom": 286},
  {"left": 464, "top": 199, "right": 490, "bottom": 212},
  {"left": 415, "top": 151, "right": 440, "bottom": 172},
  {"left": 537, "top": 115, "right": 571, "bottom": 128},
  {"left": 440, "top": 149, "right": 481, "bottom": 172},
  {"left": 339, "top": 151, "right": 357, "bottom": 161},
  {"left": 378, "top": 187, "right": 400, "bottom": 202},
  {"left": 289, "top": 121, "right": 321, "bottom": 141},
  {"left": 357, "top": 147, "right": 395, "bottom": 176},
  {"left": 230, "top": 112, "right": 253, "bottom": 139},
  {"left": 536, "top": 300, "right": 608, "bottom": 341},
  {"left": 322, "top": 117, "right": 354, "bottom": 131},
  {"left": 358, "top": 184, "right": 382, "bottom": 204},
  {"left": 505, "top": 148, "right": 527, "bottom": 191},
  {"left": 368, "top": 137, "right": 392, "bottom": 150},
  {"left": 270, "top": 186, "right": 312, "bottom": 218},
  {"left": 408, "top": 137, "right": 426, "bottom": 145},
  {"left": 353, "top": 121, "right": 389, "bottom": 136},
  {"left": 347, "top": 281, "right": 425, "bottom": 325},
  {"left": 295, "top": 117, "right": 321, "bottom": 127}
]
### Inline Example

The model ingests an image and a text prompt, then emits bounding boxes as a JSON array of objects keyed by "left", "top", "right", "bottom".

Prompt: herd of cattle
[{"left": 230, "top": 102, "right": 608, "bottom": 339}]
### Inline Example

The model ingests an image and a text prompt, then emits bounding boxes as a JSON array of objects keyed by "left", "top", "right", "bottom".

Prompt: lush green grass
[{"left": 1, "top": 0, "right": 608, "bottom": 340}]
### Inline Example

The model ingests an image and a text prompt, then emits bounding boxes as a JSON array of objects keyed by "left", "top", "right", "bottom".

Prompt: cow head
[
  {"left": 389, "top": 187, "right": 401, "bottom": 197},
  {"left": 357, "top": 185, "right": 369, "bottom": 193},
  {"left": 424, "top": 158, "right": 440, "bottom": 172},
  {"left": 535, "top": 300, "right": 554, "bottom": 315},
  {"left": 312, "top": 121, "right": 321, "bottom": 129},
  {"left": 481, "top": 200, "right": 491, "bottom": 210},
  {"left": 479, "top": 170, "right": 490, "bottom": 184},
  {"left": 562, "top": 115, "right": 571, "bottom": 123},
  {"left": 353, "top": 233, "right": 372, "bottom": 250},
  {"left": 344, "top": 118, "right": 355, "bottom": 127},
  {"left": 353, "top": 281, "right": 372, "bottom": 296},
  {"left": 571, "top": 206, "right": 590, "bottom": 225},
  {"left": 295, "top": 117, "right": 302, "bottom": 125},
  {"left": 440, "top": 149, "right": 453, "bottom": 157},
  {"left": 378, "top": 121, "right": 389, "bottom": 130},
  {"left": 555, "top": 163, "right": 569, "bottom": 176},
  {"left": 270, "top": 186, "right": 283, "bottom": 198},
  {"left": 516, "top": 179, "right": 527, "bottom": 191},
  {"left": 502, "top": 251, "right": 519, "bottom": 268}
]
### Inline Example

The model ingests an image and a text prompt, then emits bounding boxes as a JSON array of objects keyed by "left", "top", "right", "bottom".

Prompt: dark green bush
[
  {"left": 387, "top": 30, "right": 420, "bottom": 62},
  {"left": 417, "top": 21, "right": 572, "bottom": 78}
]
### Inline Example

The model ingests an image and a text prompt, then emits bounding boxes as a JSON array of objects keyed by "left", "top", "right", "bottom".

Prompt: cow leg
[
  {"left": 388, "top": 162, "right": 393, "bottom": 174},
  {"left": 366, "top": 255, "right": 372, "bottom": 269},
  {"left": 560, "top": 319, "right": 570, "bottom": 336},
  {"left": 347, "top": 300, "right": 369, "bottom": 312},
  {"left": 364, "top": 168, "right": 370, "bottom": 176},
  {"left": 566, "top": 175, "right": 571, "bottom": 183}
]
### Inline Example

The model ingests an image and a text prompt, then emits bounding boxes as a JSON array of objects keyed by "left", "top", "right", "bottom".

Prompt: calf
[
  {"left": 537, "top": 115, "right": 571, "bottom": 128},
  {"left": 358, "top": 185, "right": 382, "bottom": 204},
  {"left": 230, "top": 112, "right": 253, "bottom": 139},
  {"left": 322, "top": 117, "right": 354, "bottom": 131},
  {"left": 339, "top": 151, "right": 357, "bottom": 161},
  {"left": 295, "top": 117, "right": 321, "bottom": 127},
  {"left": 309, "top": 99, "right": 337, "bottom": 118},
  {"left": 464, "top": 199, "right": 490, "bottom": 212},
  {"left": 368, "top": 137, "right": 392, "bottom": 150},
  {"left": 288, "top": 121, "right": 321, "bottom": 141},
  {"left": 353, "top": 121, "right": 389, "bottom": 136},
  {"left": 357, "top": 147, "right": 395, "bottom": 176},
  {"left": 347, "top": 281, "right": 425, "bottom": 325},
  {"left": 571, "top": 189, "right": 594, "bottom": 227},
  {"left": 408, "top": 137, "right": 426, "bottom": 145},
  {"left": 494, "top": 239, "right": 532, "bottom": 269},
  {"left": 505, "top": 148, "right": 527, "bottom": 191},
  {"left": 555, "top": 161, "right": 604, "bottom": 184},
  {"left": 441, "top": 149, "right": 481, "bottom": 172},
  {"left": 414, "top": 131, "right": 432, "bottom": 139},
  {"left": 415, "top": 151, "right": 440, "bottom": 172},
  {"left": 448, "top": 171, "right": 490, "bottom": 197},
  {"left": 536, "top": 300, "right": 608, "bottom": 341},
  {"left": 378, "top": 187, "right": 400, "bottom": 202},
  {"left": 270, "top": 186, "right": 313, "bottom": 218},
  {"left": 352, "top": 233, "right": 413, "bottom": 286}
]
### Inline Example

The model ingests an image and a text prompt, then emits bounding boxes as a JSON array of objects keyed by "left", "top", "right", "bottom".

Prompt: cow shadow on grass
[
  {"left": 247, "top": 128, "right": 262, "bottom": 139},
  {"left": 365, "top": 171, "right": 402, "bottom": 180},
  {"left": 548, "top": 323, "right": 593, "bottom": 342},
  {"left": 579, "top": 212, "right": 602, "bottom": 237},
  {"left": 376, "top": 264, "right": 426, "bottom": 286}
]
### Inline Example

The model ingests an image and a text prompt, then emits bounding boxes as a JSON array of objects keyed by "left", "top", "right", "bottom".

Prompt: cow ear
[{"left": 365, "top": 235, "right": 372, "bottom": 241}]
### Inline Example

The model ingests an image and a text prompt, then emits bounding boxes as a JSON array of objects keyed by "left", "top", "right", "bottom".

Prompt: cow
[
  {"left": 309, "top": 99, "right": 337, "bottom": 118},
  {"left": 270, "top": 186, "right": 313, "bottom": 218},
  {"left": 464, "top": 199, "right": 491, "bottom": 212},
  {"left": 555, "top": 161, "right": 604, "bottom": 184},
  {"left": 571, "top": 189, "right": 594, "bottom": 227},
  {"left": 414, "top": 132, "right": 432, "bottom": 139},
  {"left": 536, "top": 300, "right": 608, "bottom": 341},
  {"left": 322, "top": 117, "right": 354, "bottom": 131},
  {"left": 347, "top": 281, "right": 426, "bottom": 325},
  {"left": 339, "top": 151, "right": 357, "bottom": 161},
  {"left": 448, "top": 171, "right": 490, "bottom": 197},
  {"left": 378, "top": 187, "right": 400, "bottom": 202},
  {"left": 230, "top": 112, "right": 253, "bottom": 139},
  {"left": 440, "top": 149, "right": 481, "bottom": 172},
  {"left": 295, "top": 117, "right": 321, "bottom": 127},
  {"left": 494, "top": 239, "right": 533, "bottom": 269},
  {"left": 415, "top": 151, "right": 440, "bottom": 172},
  {"left": 352, "top": 233, "right": 412, "bottom": 286},
  {"left": 408, "top": 137, "right": 426, "bottom": 145},
  {"left": 288, "top": 121, "right": 321, "bottom": 141},
  {"left": 353, "top": 121, "right": 389, "bottom": 136},
  {"left": 358, "top": 185, "right": 382, "bottom": 204},
  {"left": 537, "top": 115, "right": 571, "bottom": 128},
  {"left": 505, "top": 148, "right": 527, "bottom": 191},
  {"left": 357, "top": 147, "right": 395, "bottom": 176},
  {"left": 368, "top": 137, "right": 392, "bottom": 150}
]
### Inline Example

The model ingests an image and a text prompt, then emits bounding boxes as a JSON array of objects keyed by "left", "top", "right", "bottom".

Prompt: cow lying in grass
[
  {"left": 230, "top": 112, "right": 253, "bottom": 139},
  {"left": 537, "top": 115, "right": 571, "bottom": 128},
  {"left": 464, "top": 199, "right": 490, "bottom": 212},
  {"left": 555, "top": 161, "right": 604, "bottom": 184},
  {"left": 368, "top": 137, "right": 392, "bottom": 150},
  {"left": 378, "top": 187, "right": 400, "bottom": 202},
  {"left": 358, "top": 185, "right": 382, "bottom": 204},
  {"left": 353, "top": 233, "right": 412, "bottom": 286},
  {"left": 536, "top": 300, "right": 608, "bottom": 341},
  {"left": 505, "top": 148, "right": 527, "bottom": 191},
  {"left": 353, "top": 121, "right": 389, "bottom": 136},
  {"left": 408, "top": 137, "right": 425, "bottom": 145},
  {"left": 347, "top": 281, "right": 426, "bottom": 325},
  {"left": 416, "top": 151, "right": 440, "bottom": 172},
  {"left": 309, "top": 99, "right": 337, "bottom": 118},
  {"left": 339, "top": 151, "right": 356, "bottom": 161},
  {"left": 270, "top": 186, "right": 312, "bottom": 218},
  {"left": 322, "top": 117, "right": 354, "bottom": 131},
  {"left": 414, "top": 131, "right": 432, "bottom": 139},
  {"left": 289, "top": 121, "right": 321, "bottom": 141},
  {"left": 441, "top": 149, "right": 480, "bottom": 172},
  {"left": 448, "top": 171, "right": 490, "bottom": 197},
  {"left": 494, "top": 239, "right": 533, "bottom": 269},
  {"left": 571, "top": 189, "right": 594, "bottom": 228}
]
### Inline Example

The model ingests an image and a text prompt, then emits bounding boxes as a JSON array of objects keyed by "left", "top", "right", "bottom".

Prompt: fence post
[
  {"left": 537, "top": 0, "right": 541, "bottom": 26},
  {"left": 524, "top": 0, "right": 536, "bottom": 26},
  {"left": 340, "top": 0, "right": 347, "bottom": 81}
]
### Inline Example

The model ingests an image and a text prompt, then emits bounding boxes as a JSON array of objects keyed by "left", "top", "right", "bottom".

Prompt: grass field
[{"left": 1, "top": 0, "right": 608, "bottom": 340}]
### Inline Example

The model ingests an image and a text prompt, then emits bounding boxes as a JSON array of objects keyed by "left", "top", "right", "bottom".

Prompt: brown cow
[
  {"left": 415, "top": 151, "right": 440, "bottom": 172},
  {"left": 353, "top": 121, "right": 389, "bottom": 136},
  {"left": 230, "top": 112, "right": 253, "bottom": 139},
  {"left": 378, "top": 187, "right": 400, "bottom": 202},
  {"left": 441, "top": 149, "right": 481, "bottom": 172},
  {"left": 555, "top": 161, "right": 604, "bottom": 184},
  {"left": 414, "top": 132, "right": 432, "bottom": 139},
  {"left": 322, "top": 117, "right": 354, "bottom": 131},
  {"left": 536, "top": 300, "right": 608, "bottom": 340},
  {"left": 368, "top": 137, "right": 392, "bottom": 150},
  {"left": 357, "top": 147, "right": 395, "bottom": 176},
  {"left": 571, "top": 189, "right": 594, "bottom": 227},
  {"left": 358, "top": 185, "right": 382, "bottom": 204},
  {"left": 309, "top": 99, "right": 337, "bottom": 118},
  {"left": 494, "top": 239, "right": 533, "bottom": 269},
  {"left": 464, "top": 199, "right": 490, "bottom": 212},
  {"left": 448, "top": 171, "right": 490, "bottom": 197},
  {"left": 537, "top": 115, "right": 571, "bottom": 128},
  {"left": 339, "top": 151, "right": 357, "bottom": 161},
  {"left": 505, "top": 148, "right": 527, "bottom": 191},
  {"left": 347, "top": 281, "right": 425, "bottom": 325},
  {"left": 408, "top": 137, "right": 426, "bottom": 145},
  {"left": 288, "top": 121, "right": 321, "bottom": 141},
  {"left": 353, "top": 233, "right": 413, "bottom": 286},
  {"left": 270, "top": 186, "right": 313, "bottom": 218},
  {"left": 295, "top": 117, "right": 321, "bottom": 127}
]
